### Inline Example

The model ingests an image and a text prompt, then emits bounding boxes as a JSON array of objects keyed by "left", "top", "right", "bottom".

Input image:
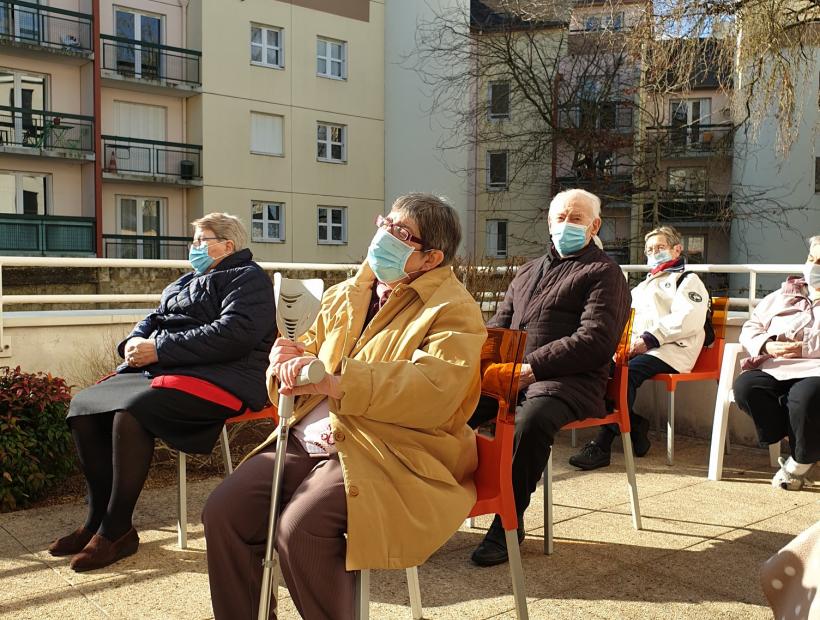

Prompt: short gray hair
[
  {"left": 390, "top": 193, "right": 461, "bottom": 265},
  {"left": 645, "top": 226, "right": 682, "bottom": 248},
  {"left": 549, "top": 189, "right": 601, "bottom": 219},
  {"left": 191, "top": 212, "right": 248, "bottom": 251},
  {"left": 809, "top": 235, "right": 820, "bottom": 247}
]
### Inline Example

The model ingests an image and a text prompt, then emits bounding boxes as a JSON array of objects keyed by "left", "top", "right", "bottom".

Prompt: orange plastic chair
[
  {"left": 542, "top": 310, "right": 641, "bottom": 554},
  {"left": 649, "top": 297, "right": 729, "bottom": 465},
  {"left": 177, "top": 403, "right": 278, "bottom": 548},
  {"left": 355, "top": 328, "right": 530, "bottom": 620}
]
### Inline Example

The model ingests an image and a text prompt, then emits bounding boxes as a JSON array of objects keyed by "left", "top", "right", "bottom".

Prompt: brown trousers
[{"left": 202, "top": 437, "right": 353, "bottom": 620}]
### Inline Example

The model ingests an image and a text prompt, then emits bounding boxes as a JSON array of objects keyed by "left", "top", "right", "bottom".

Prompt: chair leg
[
  {"left": 505, "top": 529, "right": 529, "bottom": 620},
  {"left": 543, "top": 451, "right": 553, "bottom": 556},
  {"left": 769, "top": 441, "right": 781, "bottom": 468},
  {"left": 620, "top": 433, "right": 642, "bottom": 531},
  {"left": 725, "top": 432, "right": 732, "bottom": 455},
  {"left": 570, "top": 428, "right": 577, "bottom": 448},
  {"left": 708, "top": 396, "right": 732, "bottom": 481},
  {"left": 466, "top": 517, "right": 476, "bottom": 529},
  {"left": 354, "top": 569, "right": 370, "bottom": 620},
  {"left": 666, "top": 391, "right": 675, "bottom": 466},
  {"left": 405, "top": 567, "right": 422, "bottom": 620},
  {"left": 177, "top": 451, "right": 187, "bottom": 550},
  {"left": 220, "top": 426, "right": 233, "bottom": 475}
]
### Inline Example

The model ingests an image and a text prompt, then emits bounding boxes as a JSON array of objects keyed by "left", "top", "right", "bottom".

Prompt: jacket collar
[
  {"left": 352, "top": 261, "right": 455, "bottom": 304},
  {"left": 782, "top": 275, "right": 809, "bottom": 297},
  {"left": 207, "top": 248, "right": 253, "bottom": 273},
  {"left": 649, "top": 257, "right": 686, "bottom": 277}
]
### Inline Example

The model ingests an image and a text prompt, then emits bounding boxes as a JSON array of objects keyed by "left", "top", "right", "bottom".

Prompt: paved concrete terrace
[{"left": 1, "top": 431, "right": 818, "bottom": 620}]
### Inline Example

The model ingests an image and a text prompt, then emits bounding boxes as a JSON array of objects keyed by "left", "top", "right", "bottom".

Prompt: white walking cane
[{"left": 258, "top": 274, "right": 325, "bottom": 620}]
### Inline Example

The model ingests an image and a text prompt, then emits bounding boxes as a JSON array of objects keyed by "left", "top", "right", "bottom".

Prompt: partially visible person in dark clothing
[
  {"left": 469, "top": 188, "right": 630, "bottom": 567},
  {"left": 48, "top": 212, "right": 276, "bottom": 572}
]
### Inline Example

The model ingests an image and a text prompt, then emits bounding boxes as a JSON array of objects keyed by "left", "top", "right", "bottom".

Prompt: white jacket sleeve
[
  {"left": 739, "top": 292, "right": 778, "bottom": 356},
  {"left": 647, "top": 274, "right": 709, "bottom": 345}
]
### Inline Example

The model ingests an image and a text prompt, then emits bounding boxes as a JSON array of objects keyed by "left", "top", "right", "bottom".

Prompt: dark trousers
[
  {"left": 202, "top": 438, "right": 352, "bottom": 620},
  {"left": 469, "top": 394, "right": 576, "bottom": 516},
  {"left": 600, "top": 353, "right": 678, "bottom": 444},
  {"left": 733, "top": 370, "right": 820, "bottom": 464}
]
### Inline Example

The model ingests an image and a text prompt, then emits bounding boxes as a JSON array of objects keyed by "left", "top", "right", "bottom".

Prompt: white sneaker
[{"left": 771, "top": 457, "right": 814, "bottom": 491}]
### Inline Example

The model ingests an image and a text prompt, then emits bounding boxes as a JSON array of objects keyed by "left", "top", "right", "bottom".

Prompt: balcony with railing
[
  {"left": 556, "top": 172, "right": 634, "bottom": 198},
  {"left": 102, "top": 135, "right": 202, "bottom": 185},
  {"left": 0, "top": 214, "right": 95, "bottom": 255},
  {"left": 643, "top": 192, "right": 732, "bottom": 227},
  {"left": 645, "top": 123, "right": 734, "bottom": 159},
  {"left": 100, "top": 34, "right": 202, "bottom": 93},
  {"left": 0, "top": 0, "right": 92, "bottom": 58},
  {"left": 0, "top": 106, "right": 94, "bottom": 160},
  {"left": 557, "top": 100, "right": 635, "bottom": 135},
  {"left": 102, "top": 233, "right": 189, "bottom": 260}
]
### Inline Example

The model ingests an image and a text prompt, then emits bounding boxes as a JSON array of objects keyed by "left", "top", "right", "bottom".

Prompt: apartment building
[{"left": 0, "top": 0, "right": 384, "bottom": 263}]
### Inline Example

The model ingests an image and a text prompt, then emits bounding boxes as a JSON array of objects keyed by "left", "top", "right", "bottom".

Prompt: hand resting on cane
[{"left": 275, "top": 356, "right": 342, "bottom": 399}]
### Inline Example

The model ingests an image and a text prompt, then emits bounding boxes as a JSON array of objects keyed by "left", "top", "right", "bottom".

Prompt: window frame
[
  {"left": 317, "top": 206, "right": 347, "bottom": 245},
  {"left": 251, "top": 201, "right": 285, "bottom": 243},
  {"left": 0, "top": 171, "right": 50, "bottom": 215},
  {"left": 486, "top": 150, "right": 509, "bottom": 190},
  {"left": 316, "top": 122, "right": 346, "bottom": 163},
  {"left": 250, "top": 24, "right": 284, "bottom": 69},
  {"left": 316, "top": 36, "right": 347, "bottom": 80},
  {"left": 488, "top": 81, "right": 511, "bottom": 120},
  {"left": 485, "top": 219, "right": 508, "bottom": 259},
  {"left": 667, "top": 166, "right": 708, "bottom": 197},
  {"left": 250, "top": 111, "right": 284, "bottom": 157}
]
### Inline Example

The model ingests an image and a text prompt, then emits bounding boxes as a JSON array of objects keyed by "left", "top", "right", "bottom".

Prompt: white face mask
[{"left": 803, "top": 263, "right": 820, "bottom": 289}]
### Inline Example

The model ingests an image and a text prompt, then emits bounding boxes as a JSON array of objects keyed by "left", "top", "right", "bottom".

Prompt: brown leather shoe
[
  {"left": 48, "top": 527, "right": 95, "bottom": 557},
  {"left": 70, "top": 528, "right": 139, "bottom": 572}
]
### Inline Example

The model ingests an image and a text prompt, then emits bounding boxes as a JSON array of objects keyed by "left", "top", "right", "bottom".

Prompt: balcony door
[
  {"left": 115, "top": 8, "right": 161, "bottom": 80},
  {"left": 0, "top": 0, "right": 41, "bottom": 43},
  {"left": 117, "top": 196, "right": 165, "bottom": 259},
  {"left": 0, "top": 70, "right": 46, "bottom": 147},
  {"left": 670, "top": 99, "right": 711, "bottom": 147},
  {"left": 0, "top": 172, "right": 48, "bottom": 215},
  {"left": 111, "top": 101, "right": 166, "bottom": 175}
]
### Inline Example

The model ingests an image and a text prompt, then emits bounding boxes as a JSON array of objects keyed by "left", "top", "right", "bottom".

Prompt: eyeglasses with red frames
[{"left": 374, "top": 214, "right": 425, "bottom": 245}]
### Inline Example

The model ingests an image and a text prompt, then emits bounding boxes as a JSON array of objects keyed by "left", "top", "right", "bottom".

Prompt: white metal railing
[
  {"left": 0, "top": 256, "right": 807, "bottom": 358},
  {"left": 0, "top": 256, "right": 358, "bottom": 357}
]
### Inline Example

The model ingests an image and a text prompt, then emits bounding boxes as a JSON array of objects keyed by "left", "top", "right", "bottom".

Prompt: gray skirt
[{"left": 68, "top": 373, "right": 239, "bottom": 454}]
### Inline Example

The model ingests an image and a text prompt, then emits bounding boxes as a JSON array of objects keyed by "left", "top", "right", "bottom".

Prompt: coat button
[
  {"left": 333, "top": 430, "right": 346, "bottom": 442},
  {"left": 349, "top": 486, "right": 360, "bottom": 497}
]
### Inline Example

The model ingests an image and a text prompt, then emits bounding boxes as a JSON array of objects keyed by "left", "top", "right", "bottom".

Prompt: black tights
[{"left": 69, "top": 411, "right": 155, "bottom": 541}]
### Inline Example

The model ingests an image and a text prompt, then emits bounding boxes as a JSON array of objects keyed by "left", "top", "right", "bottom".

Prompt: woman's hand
[
  {"left": 629, "top": 337, "right": 648, "bottom": 358},
  {"left": 268, "top": 337, "right": 306, "bottom": 380},
  {"left": 125, "top": 338, "right": 158, "bottom": 367},
  {"left": 279, "top": 370, "right": 343, "bottom": 400},
  {"left": 765, "top": 341, "right": 803, "bottom": 358}
]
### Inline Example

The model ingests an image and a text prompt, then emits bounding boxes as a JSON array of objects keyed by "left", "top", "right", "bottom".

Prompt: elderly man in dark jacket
[{"left": 470, "top": 188, "right": 631, "bottom": 566}]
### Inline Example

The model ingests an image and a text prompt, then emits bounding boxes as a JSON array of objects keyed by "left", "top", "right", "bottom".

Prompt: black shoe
[
  {"left": 470, "top": 515, "right": 525, "bottom": 567},
  {"left": 630, "top": 416, "right": 651, "bottom": 457},
  {"left": 569, "top": 441, "right": 611, "bottom": 470}
]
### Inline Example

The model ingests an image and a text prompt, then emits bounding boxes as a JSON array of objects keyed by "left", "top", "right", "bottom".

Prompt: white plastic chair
[
  {"left": 354, "top": 568, "right": 423, "bottom": 620},
  {"left": 707, "top": 342, "right": 781, "bottom": 481}
]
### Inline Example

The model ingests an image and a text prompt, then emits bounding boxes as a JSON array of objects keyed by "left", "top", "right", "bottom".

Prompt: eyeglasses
[
  {"left": 190, "top": 237, "right": 225, "bottom": 249},
  {"left": 644, "top": 244, "right": 670, "bottom": 256},
  {"left": 375, "top": 214, "right": 425, "bottom": 246}
]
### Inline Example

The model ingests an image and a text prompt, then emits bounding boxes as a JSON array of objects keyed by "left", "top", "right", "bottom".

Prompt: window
[
  {"left": 668, "top": 167, "right": 707, "bottom": 197},
  {"left": 0, "top": 70, "right": 46, "bottom": 146},
  {"left": 251, "top": 25, "right": 283, "bottom": 68},
  {"left": 115, "top": 9, "right": 162, "bottom": 79},
  {"left": 317, "top": 37, "right": 346, "bottom": 79},
  {"left": 584, "top": 12, "right": 623, "bottom": 31},
  {"left": 317, "top": 122, "right": 345, "bottom": 162},
  {"left": 487, "top": 151, "right": 508, "bottom": 189},
  {"left": 251, "top": 112, "right": 284, "bottom": 156},
  {"left": 670, "top": 98, "right": 712, "bottom": 147},
  {"left": 318, "top": 206, "right": 346, "bottom": 244},
  {"left": 252, "top": 202, "right": 284, "bottom": 242},
  {"left": 489, "top": 81, "right": 510, "bottom": 120},
  {"left": 682, "top": 234, "right": 706, "bottom": 263},
  {"left": 114, "top": 196, "right": 165, "bottom": 259},
  {"left": 486, "top": 219, "right": 508, "bottom": 258},
  {"left": 0, "top": 172, "right": 48, "bottom": 215}
]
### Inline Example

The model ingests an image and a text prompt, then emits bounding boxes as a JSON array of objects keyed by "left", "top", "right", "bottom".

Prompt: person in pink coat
[{"left": 734, "top": 235, "right": 820, "bottom": 490}]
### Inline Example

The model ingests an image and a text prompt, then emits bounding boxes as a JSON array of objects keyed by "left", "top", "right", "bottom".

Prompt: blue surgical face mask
[
  {"left": 647, "top": 249, "right": 673, "bottom": 268},
  {"left": 551, "top": 222, "right": 588, "bottom": 256},
  {"left": 367, "top": 228, "right": 416, "bottom": 283},
  {"left": 189, "top": 244, "right": 215, "bottom": 274},
  {"left": 803, "top": 263, "right": 820, "bottom": 289}
]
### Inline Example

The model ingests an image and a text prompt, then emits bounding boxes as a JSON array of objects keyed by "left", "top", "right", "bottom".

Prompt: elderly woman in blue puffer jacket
[{"left": 47, "top": 212, "right": 276, "bottom": 572}]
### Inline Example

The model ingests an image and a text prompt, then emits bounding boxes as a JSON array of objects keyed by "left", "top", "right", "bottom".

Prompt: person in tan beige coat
[{"left": 202, "top": 193, "right": 486, "bottom": 620}]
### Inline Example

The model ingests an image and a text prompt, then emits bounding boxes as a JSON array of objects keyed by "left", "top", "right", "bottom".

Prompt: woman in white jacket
[
  {"left": 733, "top": 236, "right": 820, "bottom": 490},
  {"left": 569, "top": 226, "right": 709, "bottom": 470}
]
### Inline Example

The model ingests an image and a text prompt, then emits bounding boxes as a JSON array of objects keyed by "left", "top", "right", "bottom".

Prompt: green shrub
[{"left": 0, "top": 366, "right": 75, "bottom": 511}]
